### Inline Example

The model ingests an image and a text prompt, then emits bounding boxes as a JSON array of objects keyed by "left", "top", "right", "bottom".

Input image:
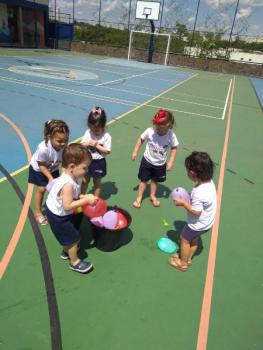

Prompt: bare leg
[
  {"left": 179, "top": 235, "right": 191, "bottom": 267},
  {"left": 188, "top": 237, "right": 199, "bottom": 263},
  {"left": 134, "top": 181, "right": 147, "bottom": 207},
  {"left": 81, "top": 175, "right": 90, "bottom": 194},
  {"left": 35, "top": 186, "right": 46, "bottom": 217},
  {"left": 93, "top": 177, "right": 101, "bottom": 197},
  {"left": 150, "top": 180, "right": 160, "bottom": 206},
  {"left": 65, "top": 241, "right": 80, "bottom": 266}
]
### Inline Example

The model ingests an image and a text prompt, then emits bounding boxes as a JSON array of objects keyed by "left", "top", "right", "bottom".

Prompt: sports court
[{"left": 0, "top": 45, "right": 262, "bottom": 350}]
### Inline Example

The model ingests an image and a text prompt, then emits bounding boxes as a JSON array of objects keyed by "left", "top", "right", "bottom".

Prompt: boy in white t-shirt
[
  {"left": 81, "top": 107, "right": 111, "bottom": 197},
  {"left": 132, "top": 109, "right": 179, "bottom": 208},
  {"left": 45, "top": 143, "right": 97, "bottom": 274},
  {"left": 169, "top": 151, "right": 217, "bottom": 272}
]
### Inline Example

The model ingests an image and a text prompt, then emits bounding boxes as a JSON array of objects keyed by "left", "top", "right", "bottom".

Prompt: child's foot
[
  {"left": 35, "top": 214, "right": 48, "bottom": 226},
  {"left": 60, "top": 250, "right": 69, "bottom": 260},
  {"left": 133, "top": 199, "right": 141, "bottom": 208},
  {"left": 150, "top": 197, "right": 160, "bottom": 207},
  {"left": 168, "top": 255, "right": 188, "bottom": 272},
  {"left": 69, "top": 261, "right": 93, "bottom": 274},
  {"left": 170, "top": 253, "right": 192, "bottom": 266}
]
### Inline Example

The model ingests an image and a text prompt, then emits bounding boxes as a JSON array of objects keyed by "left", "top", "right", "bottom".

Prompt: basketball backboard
[{"left": 136, "top": 1, "right": 160, "bottom": 21}]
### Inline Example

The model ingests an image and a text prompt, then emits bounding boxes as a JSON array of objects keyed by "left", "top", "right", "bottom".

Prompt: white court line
[
  {"left": 146, "top": 103, "right": 221, "bottom": 120},
  {"left": 0, "top": 75, "right": 139, "bottom": 107},
  {"left": 159, "top": 96, "right": 223, "bottom": 110},
  {"left": 221, "top": 79, "right": 233, "bottom": 120},
  {"left": 96, "top": 69, "right": 160, "bottom": 86}
]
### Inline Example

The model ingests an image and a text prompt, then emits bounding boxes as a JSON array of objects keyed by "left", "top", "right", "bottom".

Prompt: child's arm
[
  {"left": 89, "top": 140, "right": 110, "bottom": 154},
  {"left": 61, "top": 183, "right": 97, "bottom": 211},
  {"left": 174, "top": 198, "right": 201, "bottom": 216},
  {"left": 132, "top": 138, "right": 144, "bottom": 160},
  {"left": 38, "top": 162, "right": 53, "bottom": 182},
  {"left": 167, "top": 147, "right": 177, "bottom": 171}
]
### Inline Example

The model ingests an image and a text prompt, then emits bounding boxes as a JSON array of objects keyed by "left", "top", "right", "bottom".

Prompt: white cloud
[{"left": 236, "top": 7, "right": 252, "bottom": 20}]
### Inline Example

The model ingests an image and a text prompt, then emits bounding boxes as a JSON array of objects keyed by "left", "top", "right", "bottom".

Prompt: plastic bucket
[{"left": 90, "top": 207, "right": 132, "bottom": 252}]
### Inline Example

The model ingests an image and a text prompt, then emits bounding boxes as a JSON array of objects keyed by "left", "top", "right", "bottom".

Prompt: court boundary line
[
  {"left": 0, "top": 112, "right": 32, "bottom": 280},
  {"left": 196, "top": 76, "right": 236, "bottom": 350},
  {"left": 96, "top": 69, "right": 160, "bottom": 86},
  {"left": 221, "top": 79, "right": 233, "bottom": 120},
  {"left": 0, "top": 73, "right": 198, "bottom": 183}
]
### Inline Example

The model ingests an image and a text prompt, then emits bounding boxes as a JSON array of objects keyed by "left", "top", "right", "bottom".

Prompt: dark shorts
[
  {"left": 181, "top": 224, "right": 209, "bottom": 241},
  {"left": 87, "top": 158, "right": 107, "bottom": 178},
  {"left": 45, "top": 206, "right": 81, "bottom": 246},
  {"left": 138, "top": 157, "right": 166, "bottom": 183},
  {"left": 28, "top": 165, "right": 59, "bottom": 187}
]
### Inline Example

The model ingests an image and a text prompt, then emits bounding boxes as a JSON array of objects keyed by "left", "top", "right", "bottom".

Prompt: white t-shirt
[
  {"left": 46, "top": 173, "right": 80, "bottom": 216},
  {"left": 141, "top": 127, "right": 179, "bottom": 166},
  {"left": 187, "top": 180, "right": 217, "bottom": 231},
  {"left": 81, "top": 129, "right": 111, "bottom": 160},
  {"left": 30, "top": 140, "right": 63, "bottom": 173}
]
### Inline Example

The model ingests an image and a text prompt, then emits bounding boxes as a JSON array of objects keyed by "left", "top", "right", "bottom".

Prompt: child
[
  {"left": 132, "top": 109, "right": 179, "bottom": 208},
  {"left": 28, "top": 120, "right": 69, "bottom": 225},
  {"left": 81, "top": 106, "right": 111, "bottom": 197},
  {"left": 169, "top": 151, "right": 217, "bottom": 272},
  {"left": 45, "top": 143, "right": 97, "bottom": 274}
]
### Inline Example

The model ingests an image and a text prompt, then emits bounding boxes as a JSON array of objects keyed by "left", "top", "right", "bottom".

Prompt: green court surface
[{"left": 0, "top": 51, "right": 263, "bottom": 350}]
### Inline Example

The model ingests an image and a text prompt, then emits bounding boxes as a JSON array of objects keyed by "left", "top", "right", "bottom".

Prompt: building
[{"left": 0, "top": 0, "right": 48, "bottom": 48}]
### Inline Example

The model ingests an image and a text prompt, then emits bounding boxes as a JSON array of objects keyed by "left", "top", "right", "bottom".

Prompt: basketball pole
[{"left": 148, "top": 19, "right": 155, "bottom": 63}]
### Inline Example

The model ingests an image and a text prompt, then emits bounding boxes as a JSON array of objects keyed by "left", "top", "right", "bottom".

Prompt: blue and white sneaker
[
  {"left": 60, "top": 250, "right": 69, "bottom": 260},
  {"left": 69, "top": 261, "right": 93, "bottom": 273}
]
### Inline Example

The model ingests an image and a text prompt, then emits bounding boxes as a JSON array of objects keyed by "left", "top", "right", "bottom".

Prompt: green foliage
[{"left": 73, "top": 22, "right": 263, "bottom": 54}]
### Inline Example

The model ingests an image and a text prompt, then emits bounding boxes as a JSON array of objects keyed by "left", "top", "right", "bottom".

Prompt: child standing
[
  {"left": 169, "top": 151, "right": 217, "bottom": 272},
  {"left": 28, "top": 120, "right": 69, "bottom": 225},
  {"left": 81, "top": 107, "right": 111, "bottom": 197},
  {"left": 132, "top": 109, "right": 179, "bottom": 208},
  {"left": 45, "top": 143, "right": 97, "bottom": 274}
]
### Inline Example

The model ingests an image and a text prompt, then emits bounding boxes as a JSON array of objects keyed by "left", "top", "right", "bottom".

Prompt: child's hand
[
  {"left": 166, "top": 162, "right": 173, "bottom": 171},
  {"left": 131, "top": 151, "right": 138, "bottom": 160},
  {"left": 89, "top": 140, "right": 98, "bottom": 147},
  {"left": 83, "top": 194, "right": 98, "bottom": 206},
  {"left": 174, "top": 198, "right": 186, "bottom": 207}
]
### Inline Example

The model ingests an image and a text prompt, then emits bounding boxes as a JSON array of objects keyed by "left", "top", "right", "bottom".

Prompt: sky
[{"left": 49, "top": 0, "right": 263, "bottom": 39}]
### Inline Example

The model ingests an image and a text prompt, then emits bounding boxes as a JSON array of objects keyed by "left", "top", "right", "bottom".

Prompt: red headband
[{"left": 152, "top": 109, "right": 167, "bottom": 124}]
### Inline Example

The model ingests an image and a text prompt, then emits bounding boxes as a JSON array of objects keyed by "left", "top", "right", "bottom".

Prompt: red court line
[
  {"left": 196, "top": 76, "right": 236, "bottom": 350},
  {"left": 0, "top": 112, "right": 33, "bottom": 280}
]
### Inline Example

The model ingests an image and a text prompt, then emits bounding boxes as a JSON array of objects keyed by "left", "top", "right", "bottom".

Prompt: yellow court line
[{"left": 0, "top": 73, "right": 198, "bottom": 184}]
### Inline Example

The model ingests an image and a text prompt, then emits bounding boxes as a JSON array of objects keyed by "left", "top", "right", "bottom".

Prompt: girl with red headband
[{"left": 131, "top": 109, "right": 179, "bottom": 208}]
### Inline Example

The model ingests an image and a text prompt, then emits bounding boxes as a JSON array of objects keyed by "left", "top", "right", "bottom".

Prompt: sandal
[
  {"left": 133, "top": 200, "right": 141, "bottom": 209},
  {"left": 35, "top": 215, "right": 48, "bottom": 226},
  {"left": 168, "top": 256, "right": 188, "bottom": 272},
  {"left": 150, "top": 197, "right": 160, "bottom": 207},
  {"left": 170, "top": 254, "right": 192, "bottom": 266}
]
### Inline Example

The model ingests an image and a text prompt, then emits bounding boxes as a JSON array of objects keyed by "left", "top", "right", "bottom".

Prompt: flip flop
[
  {"left": 35, "top": 215, "right": 48, "bottom": 226},
  {"left": 133, "top": 200, "right": 141, "bottom": 209},
  {"left": 170, "top": 254, "right": 192, "bottom": 266},
  {"left": 168, "top": 256, "right": 188, "bottom": 272},
  {"left": 150, "top": 198, "right": 160, "bottom": 207}
]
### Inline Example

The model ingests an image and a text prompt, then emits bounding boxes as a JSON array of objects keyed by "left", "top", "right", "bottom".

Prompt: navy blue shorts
[
  {"left": 138, "top": 157, "right": 166, "bottom": 183},
  {"left": 45, "top": 206, "right": 81, "bottom": 246},
  {"left": 181, "top": 224, "right": 209, "bottom": 241},
  {"left": 28, "top": 165, "right": 59, "bottom": 187},
  {"left": 87, "top": 158, "right": 106, "bottom": 178}
]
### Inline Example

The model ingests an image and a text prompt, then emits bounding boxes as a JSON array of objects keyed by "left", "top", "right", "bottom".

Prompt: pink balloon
[
  {"left": 90, "top": 216, "right": 104, "bottom": 228},
  {"left": 103, "top": 210, "right": 118, "bottom": 229},
  {"left": 171, "top": 187, "right": 190, "bottom": 204}
]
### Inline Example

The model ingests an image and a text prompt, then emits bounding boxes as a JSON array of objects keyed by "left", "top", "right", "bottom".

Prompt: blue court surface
[
  {"left": 0, "top": 54, "right": 192, "bottom": 175},
  {"left": 250, "top": 77, "right": 263, "bottom": 108}
]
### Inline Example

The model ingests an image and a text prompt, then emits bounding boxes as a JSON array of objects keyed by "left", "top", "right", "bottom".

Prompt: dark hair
[
  {"left": 88, "top": 106, "right": 107, "bottom": 129},
  {"left": 185, "top": 151, "right": 214, "bottom": 181},
  {"left": 62, "top": 143, "right": 91, "bottom": 168},
  {"left": 44, "top": 120, "right": 69, "bottom": 144},
  {"left": 152, "top": 109, "right": 175, "bottom": 127}
]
